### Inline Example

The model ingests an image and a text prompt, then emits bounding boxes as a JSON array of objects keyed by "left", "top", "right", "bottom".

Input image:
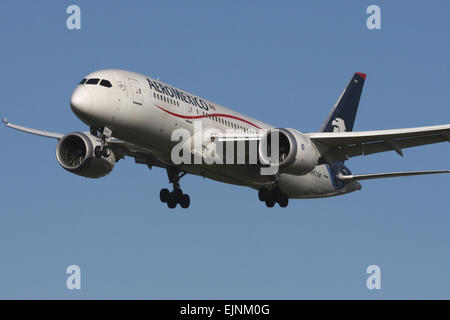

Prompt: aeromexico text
[{"left": 147, "top": 78, "right": 216, "bottom": 111}]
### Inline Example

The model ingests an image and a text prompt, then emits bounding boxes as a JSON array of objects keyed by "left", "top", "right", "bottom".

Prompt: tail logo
[{"left": 332, "top": 118, "right": 347, "bottom": 132}]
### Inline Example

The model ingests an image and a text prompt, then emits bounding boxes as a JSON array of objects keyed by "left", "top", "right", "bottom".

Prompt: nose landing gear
[
  {"left": 94, "top": 145, "right": 111, "bottom": 158},
  {"left": 91, "top": 126, "right": 112, "bottom": 158},
  {"left": 160, "top": 167, "right": 191, "bottom": 209},
  {"left": 258, "top": 186, "right": 289, "bottom": 208}
]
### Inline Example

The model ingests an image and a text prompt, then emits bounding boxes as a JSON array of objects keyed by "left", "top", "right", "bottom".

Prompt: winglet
[{"left": 2, "top": 117, "right": 8, "bottom": 124}]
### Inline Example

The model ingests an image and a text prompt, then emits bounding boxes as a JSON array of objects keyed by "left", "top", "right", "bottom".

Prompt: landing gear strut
[
  {"left": 160, "top": 167, "right": 190, "bottom": 209},
  {"left": 91, "top": 126, "right": 112, "bottom": 158},
  {"left": 258, "top": 186, "right": 289, "bottom": 208}
]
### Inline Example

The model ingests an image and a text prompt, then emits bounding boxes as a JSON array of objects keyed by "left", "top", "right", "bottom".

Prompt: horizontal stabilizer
[{"left": 337, "top": 170, "right": 450, "bottom": 181}]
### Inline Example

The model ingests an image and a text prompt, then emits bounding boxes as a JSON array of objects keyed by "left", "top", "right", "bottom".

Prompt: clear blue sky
[{"left": 0, "top": 1, "right": 449, "bottom": 299}]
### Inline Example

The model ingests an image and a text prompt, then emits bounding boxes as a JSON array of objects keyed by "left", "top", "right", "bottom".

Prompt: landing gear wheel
[
  {"left": 272, "top": 187, "right": 281, "bottom": 202},
  {"left": 161, "top": 167, "right": 191, "bottom": 209},
  {"left": 258, "top": 187, "right": 268, "bottom": 201},
  {"left": 167, "top": 193, "right": 177, "bottom": 209},
  {"left": 101, "top": 146, "right": 111, "bottom": 158},
  {"left": 173, "top": 188, "right": 183, "bottom": 198},
  {"left": 265, "top": 199, "right": 275, "bottom": 208},
  {"left": 94, "top": 146, "right": 103, "bottom": 158},
  {"left": 278, "top": 194, "right": 289, "bottom": 208},
  {"left": 258, "top": 186, "right": 289, "bottom": 208},
  {"left": 179, "top": 194, "right": 190, "bottom": 208},
  {"left": 160, "top": 188, "right": 170, "bottom": 203}
]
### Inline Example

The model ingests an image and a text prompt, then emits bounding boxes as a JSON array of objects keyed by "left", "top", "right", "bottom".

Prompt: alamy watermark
[
  {"left": 66, "top": 265, "right": 81, "bottom": 290},
  {"left": 366, "top": 265, "right": 381, "bottom": 290},
  {"left": 66, "top": 5, "right": 81, "bottom": 30},
  {"left": 366, "top": 5, "right": 381, "bottom": 30},
  {"left": 170, "top": 121, "right": 281, "bottom": 175}
]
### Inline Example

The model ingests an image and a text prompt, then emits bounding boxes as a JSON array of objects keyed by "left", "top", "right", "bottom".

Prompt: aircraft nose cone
[{"left": 70, "top": 86, "right": 92, "bottom": 116}]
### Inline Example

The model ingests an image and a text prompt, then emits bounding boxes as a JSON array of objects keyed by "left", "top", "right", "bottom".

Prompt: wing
[
  {"left": 307, "top": 124, "right": 450, "bottom": 163},
  {"left": 338, "top": 170, "right": 450, "bottom": 182},
  {"left": 2, "top": 118, "right": 64, "bottom": 139},
  {"left": 3, "top": 118, "right": 167, "bottom": 169}
]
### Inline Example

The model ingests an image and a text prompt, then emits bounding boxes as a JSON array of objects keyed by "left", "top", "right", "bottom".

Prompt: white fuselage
[{"left": 70, "top": 69, "right": 361, "bottom": 199}]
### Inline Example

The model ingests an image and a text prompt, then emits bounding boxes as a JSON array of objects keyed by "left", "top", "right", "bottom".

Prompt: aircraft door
[{"left": 129, "top": 78, "right": 144, "bottom": 105}]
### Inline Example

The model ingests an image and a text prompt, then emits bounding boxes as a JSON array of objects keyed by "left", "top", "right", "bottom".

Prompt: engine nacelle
[
  {"left": 258, "top": 128, "right": 320, "bottom": 176},
  {"left": 56, "top": 132, "right": 115, "bottom": 178}
]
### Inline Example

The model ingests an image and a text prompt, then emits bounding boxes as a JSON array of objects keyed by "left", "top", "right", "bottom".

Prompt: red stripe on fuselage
[{"left": 155, "top": 104, "right": 262, "bottom": 130}]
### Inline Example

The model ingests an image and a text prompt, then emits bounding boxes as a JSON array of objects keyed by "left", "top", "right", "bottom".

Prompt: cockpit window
[
  {"left": 86, "top": 78, "right": 100, "bottom": 85},
  {"left": 100, "top": 79, "right": 112, "bottom": 88},
  {"left": 79, "top": 78, "right": 87, "bottom": 85}
]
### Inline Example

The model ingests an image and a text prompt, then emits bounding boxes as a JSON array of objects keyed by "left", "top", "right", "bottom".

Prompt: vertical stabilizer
[{"left": 319, "top": 73, "right": 366, "bottom": 133}]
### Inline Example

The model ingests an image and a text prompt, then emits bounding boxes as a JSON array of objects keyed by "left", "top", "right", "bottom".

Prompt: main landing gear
[
  {"left": 258, "top": 186, "right": 289, "bottom": 208},
  {"left": 160, "top": 167, "right": 190, "bottom": 209},
  {"left": 91, "top": 127, "right": 112, "bottom": 158}
]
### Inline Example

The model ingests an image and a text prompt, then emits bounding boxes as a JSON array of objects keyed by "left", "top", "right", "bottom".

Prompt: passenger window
[
  {"left": 86, "top": 78, "right": 100, "bottom": 85},
  {"left": 100, "top": 79, "right": 112, "bottom": 88}
]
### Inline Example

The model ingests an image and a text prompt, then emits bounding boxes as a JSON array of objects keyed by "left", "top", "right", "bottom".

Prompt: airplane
[{"left": 3, "top": 70, "right": 449, "bottom": 209}]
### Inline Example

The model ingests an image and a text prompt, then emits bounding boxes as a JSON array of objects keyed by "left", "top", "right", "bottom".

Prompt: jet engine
[
  {"left": 56, "top": 132, "right": 115, "bottom": 178},
  {"left": 258, "top": 128, "right": 320, "bottom": 176}
]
